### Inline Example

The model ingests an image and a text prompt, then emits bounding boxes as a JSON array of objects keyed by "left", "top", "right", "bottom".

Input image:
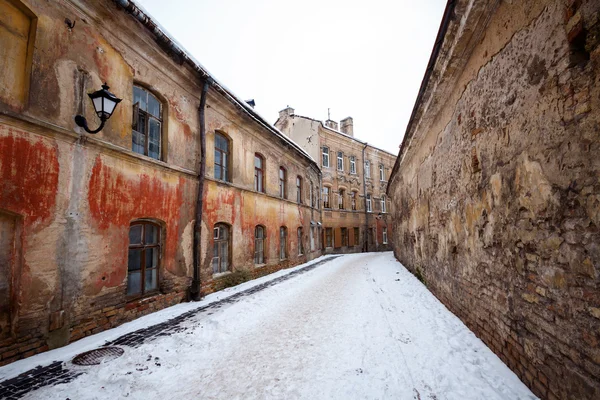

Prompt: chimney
[
  {"left": 279, "top": 106, "right": 294, "bottom": 119},
  {"left": 340, "top": 117, "right": 353, "bottom": 137},
  {"left": 325, "top": 119, "right": 339, "bottom": 131}
]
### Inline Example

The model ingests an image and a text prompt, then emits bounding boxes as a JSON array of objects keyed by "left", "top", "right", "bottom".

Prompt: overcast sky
[{"left": 135, "top": 0, "right": 446, "bottom": 154}]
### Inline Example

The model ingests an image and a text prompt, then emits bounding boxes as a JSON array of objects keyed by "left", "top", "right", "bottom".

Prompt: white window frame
[
  {"left": 381, "top": 195, "right": 386, "bottom": 213},
  {"left": 322, "top": 147, "right": 330, "bottom": 168},
  {"left": 350, "top": 156, "right": 356, "bottom": 174},
  {"left": 337, "top": 151, "right": 344, "bottom": 171},
  {"left": 365, "top": 160, "right": 370, "bottom": 178},
  {"left": 379, "top": 164, "right": 385, "bottom": 181},
  {"left": 366, "top": 194, "right": 372, "bottom": 212}
]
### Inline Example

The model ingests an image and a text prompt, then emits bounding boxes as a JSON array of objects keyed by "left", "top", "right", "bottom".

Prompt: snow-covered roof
[{"left": 114, "top": 0, "right": 318, "bottom": 168}]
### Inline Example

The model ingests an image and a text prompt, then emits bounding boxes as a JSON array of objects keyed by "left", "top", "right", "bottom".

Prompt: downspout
[
  {"left": 362, "top": 143, "right": 369, "bottom": 253},
  {"left": 190, "top": 80, "right": 210, "bottom": 301}
]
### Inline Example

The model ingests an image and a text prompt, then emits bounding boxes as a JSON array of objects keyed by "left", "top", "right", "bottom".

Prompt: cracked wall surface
[{"left": 388, "top": 1, "right": 600, "bottom": 399}]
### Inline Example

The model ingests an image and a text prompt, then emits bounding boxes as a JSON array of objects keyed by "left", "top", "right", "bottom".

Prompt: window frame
[
  {"left": 337, "top": 151, "right": 344, "bottom": 171},
  {"left": 366, "top": 194, "right": 372, "bottom": 212},
  {"left": 364, "top": 160, "right": 371, "bottom": 178},
  {"left": 381, "top": 195, "right": 387, "bottom": 213},
  {"left": 254, "top": 153, "right": 265, "bottom": 193},
  {"left": 379, "top": 164, "right": 385, "bottom": 181},
  {"left": 322, "top": 146, "right": 330, "bottom": 168},
  {"left": 212, "top": 223, "right": 231, "bottom": 274},
  {"left": 325, "top": 227, "right": 333, "bottom": 248},
  {"left": 341, "top": 227, "right": 348, "bottom": 247},
  {"left": 214, "top": 132, "right": 230, "bottom": 182},
  {"left": 127, "top": 220, "right": 161, "bottom": 299},
  {"left": 351, "top": 191, "right": 357, "bottom": 211},
  {"left": 132, "top": 85, "right": 163, "bottom": 160},
  {"left": 279, "top": 226, "right": 288, "bottom": 260},
  {"left": 350, "top": 156, "right": 356, "bottom": 174},
  {"left": 279, "top": 167, "right": 287, "bottom": 199},
  {"left": 254, "top": 225, "right": 266, "bottom": 265},
  {"left": 296, "top": 176, "right": 302, "bottom": 204},
  {"left": 322, "top": 186, "right": 331, "bottom": 209},
  {"left": 297, "top": 227, "right": 304, "bottom": 255},
  {"left": 338, "top": 189, "right": 345, "bottom": 210}
]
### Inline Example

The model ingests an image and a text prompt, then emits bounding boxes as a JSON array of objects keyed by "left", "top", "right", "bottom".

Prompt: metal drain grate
[{"left": 72, "top": 346, "right": 124, "bottom": 366}]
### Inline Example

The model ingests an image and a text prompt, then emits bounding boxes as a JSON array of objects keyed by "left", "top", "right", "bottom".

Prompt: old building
[
  {"left": 0, "top": 0, "right": 320, "bottom": 365},
  {"left": 276, "top": 108, "right": 395, "bottom": 253},
  {"left": 387, "top": 1, "right": 600, "bottom": 399}
]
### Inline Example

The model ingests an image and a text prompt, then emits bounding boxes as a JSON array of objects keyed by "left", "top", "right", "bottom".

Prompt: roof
[
  {"left": 280, "top": 113, "right": 397, "bottom": 158},
  {"left": 112, "top": 0, "right": 319, "bottom": 169}
]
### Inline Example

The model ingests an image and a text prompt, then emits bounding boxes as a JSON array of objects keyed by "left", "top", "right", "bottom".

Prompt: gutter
[
  {"left": 362, "top": 143, "right": 369, "bottom": 252},
  {"left": 387, "top": 0, "right": 457, "bottom": 194},
  {"left": 190, "top": 80, "right": 210, "bottom": 300}
]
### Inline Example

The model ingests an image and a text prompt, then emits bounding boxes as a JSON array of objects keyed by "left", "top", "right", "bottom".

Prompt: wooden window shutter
[{"left": 334, "top": 227, "right": 342, "bottom": 248}]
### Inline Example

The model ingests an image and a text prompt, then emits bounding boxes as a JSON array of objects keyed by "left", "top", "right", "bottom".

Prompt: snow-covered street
[{"left": 3, "top": 253, "right": 536, "bottom": 399}]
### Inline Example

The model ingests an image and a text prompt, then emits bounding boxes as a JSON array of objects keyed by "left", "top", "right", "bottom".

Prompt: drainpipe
[
  {"left": 362, "top": 143, "right": 369, "bottom": 252},
  {"left": 190, "top": 80, "right": 210, "bottom": 301}
]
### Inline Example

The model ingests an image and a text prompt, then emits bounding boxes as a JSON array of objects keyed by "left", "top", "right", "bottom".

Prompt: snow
[{"left": 9, "top": 253, "right": 536, "bottom": 399}]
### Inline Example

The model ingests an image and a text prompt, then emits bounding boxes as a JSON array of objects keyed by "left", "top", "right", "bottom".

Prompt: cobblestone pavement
[{"left": 0, "top": 256, "right": 340, "bottom": 400}]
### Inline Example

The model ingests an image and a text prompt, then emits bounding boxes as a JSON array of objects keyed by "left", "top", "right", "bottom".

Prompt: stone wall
[{"left": 388, "top": 1, "right": 600, "bottom": 399}]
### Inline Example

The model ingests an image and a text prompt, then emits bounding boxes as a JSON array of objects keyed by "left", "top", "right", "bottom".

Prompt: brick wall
[{"left": 388, "top": 1, "right": 600, "bottom": 399}]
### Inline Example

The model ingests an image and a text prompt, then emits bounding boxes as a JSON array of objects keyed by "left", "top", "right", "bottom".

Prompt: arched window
[
  {"left": 279, "top": 167, "right": 287, "bottom": 199},
  {"left": 213, "top": 223, "right": 230, "bottom": 274},
  {"left": 254, "top": 154, "right": 265, "bottom": 193},
  {"left": 132, "top": 85, "right": 162, "bottom": 160},
  {"left": 127, "top": 221, "right": 161, "bottom": 296},
  {"left": 254, "top": 225, "right": 265, "bottom": 265},
  {"left": 366, "top": 194, "right": 372, "bottom": 212},
  {"left": 338, "top": 189, "right": 345, "bottom": 209},
  {"left": 279, "top": 227, "right": 287, "bottom": 260},
  {"left": 323, "top": 186, "right": 330, "bottom": 209},
  {"left": 296, "top": 176, "right": 302, "bottom": 204},
  {"left": 297, "top": 227, "right": 304, "bottom": 255},
  {"left": 214, "top": 132, "right": 230, "bottom": 182}
]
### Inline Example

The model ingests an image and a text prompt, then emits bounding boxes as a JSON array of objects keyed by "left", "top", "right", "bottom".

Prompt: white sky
[{"left": 135, "top": 0, "right": 446, "bottom": 154}]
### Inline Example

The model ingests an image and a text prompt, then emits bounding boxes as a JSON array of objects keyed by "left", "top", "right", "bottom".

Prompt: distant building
[{"left": 276, "top": 108, "right": 395, "bottom": 253}]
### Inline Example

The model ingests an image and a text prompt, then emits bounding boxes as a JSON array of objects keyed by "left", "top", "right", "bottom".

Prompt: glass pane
[
  {"left": 254, "top": 156, "right": 261, "bottom": 168},
  {"left": 145, "top": 224, "right": 158, "bottom": 244},
  {"left": 128, "top": 249, "right": 142, "bottom": 271},
  {"left": 104, "top": 98, "right": 117, "bottom": 116},
  {"left": 132, "top": 130, "right": 145, "bottom": 155},
  {"left": 215, "top": 165, "right": 222, "bottom": 180},
  {"left": 147, "top": 93, "right": 160, "bottom": 118},
  {"left": 215, "top": 150, "right": 222, "bottom": 166},
  {"left": 92, "top": 97, "right": 103, "bottom": 116},
  {"left": 127, "top": 271, "right": 141, "bottom": 295},
  {"left": 148, "top": 119, "right": 160, "bottom": 159},
  {"left": 145, "top": 248, "right": 158, "bottom": 269},
  {"left": 145, "top": 268, "right": 158, "bottom": 291},
  {"left": 212, "top": 257, "right": 219, "bottom": 274},
  {"left": 220, "top": 242, "right": 228, "bottom": 271},
  {"left": 129, "top": 225, "right": 142, "bottom": 245},
  {"left": 133, "top": 86, "right": 147, "bottom": 111}
]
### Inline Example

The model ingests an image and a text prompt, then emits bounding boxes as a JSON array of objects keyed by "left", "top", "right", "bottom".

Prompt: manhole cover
[{"left": 72, "top": 346, "right": 124, "bottom": 366}]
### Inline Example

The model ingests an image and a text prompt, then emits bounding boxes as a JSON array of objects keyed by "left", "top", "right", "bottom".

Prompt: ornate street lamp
[{"left": 74, "top": 83, "right": 122, "bottom": 134}]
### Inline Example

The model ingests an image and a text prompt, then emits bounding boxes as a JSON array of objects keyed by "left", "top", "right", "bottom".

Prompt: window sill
[
  {"left": 212, "top": 271, "right": 232, "bottom": 279},
  {"left": 126, "top": 290, "right": 161, "bottom": 304},
  {"left": 254, "top": 263, "right": 267, "bottom": 268}
]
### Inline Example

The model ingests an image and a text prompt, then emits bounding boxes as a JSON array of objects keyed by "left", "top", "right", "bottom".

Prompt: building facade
[
  {"left": 0, "top": 0, "right": 321, "bottom": 365},
  {"left": 387, "top": 1, "right": 600, "bottom": 399},
  {"left": 276, "top": 108, "right": 395, "bottom": 254}
]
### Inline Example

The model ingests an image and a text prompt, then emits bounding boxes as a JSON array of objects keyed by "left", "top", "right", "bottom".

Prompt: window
[
  {"left": 381, "top": 195, "right": 387, "bottom": 213},
  {"left": 254, "top": 226, "right": 265, "bottom": 265},
  {"left": 350, "top": 156, "right": 356, "bottom": 174},
  {"left": 214, "top": 132, "right": 230, "bottom": 182},
  {"left": 310, "top": 183, "right": 314, "bottom": 208},
  {"left": 310, "top": 227, "right": 315, "bottom": 251},
  {"left": 132, "top": 86, "right": 162, "bottom": 160},
  {"left": 279, "top": 167, "right": 287, "bottom": 199},
  {"left": 213, "top": 223, "right": 230, "bottom": 274},
  {"left": 128, "top": 221, "right": 160, "bottom": 296},
  {"left": 341, "top": 228, "right": 348, "bottom": 247},
  {"left": 338, "top": 189, "right": 345, "bottom": 209},
  {"left": 351, "top": 191, "right": 357, "bottom": 211},
  {"left": 325, "top": 228, "right": 333, "bottom": 248},
  {"left": 337, "top": 151, "right": 344, "bottom": 171},
  {"left": 323, "top": 186, "right": 330, "bottom": 209},
  {"left": 367, "top": 194, "right": 372, "bottom": 212},
  {"left": 254, "top": 154, "right": 264, "bottom": 193},
  {"left": 354, "top": 227, "right": 359, "bottom": 246},
  {"left": 297, "top": 227, "right": 304, "bottom": 255},
  {"left": 279, "top": 227, "right": 288, "bottom": 260},
  {"left": 379, "top": 164, "right": 385, "bottom": 181},
  {"left": 383, "top": 227, "right": 388, "bottom": 244},
  {"left": 296, "top": 176, "right": 302, "bottom": 204},
  {"left": 365, "top": 160, "right": 370, "bottom": 178},
  {"left": 322, "top": 146, "right": 329, "bottom": 167}
]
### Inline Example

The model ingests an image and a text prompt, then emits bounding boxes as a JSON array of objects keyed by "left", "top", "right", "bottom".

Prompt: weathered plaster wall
[{"left": 388, "top": 1, "right": 600, "bottom": 399}]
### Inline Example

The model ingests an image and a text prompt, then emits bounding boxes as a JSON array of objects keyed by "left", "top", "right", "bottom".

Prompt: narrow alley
[{"left": 2, "top": 254, "right": 535, "bottom": 399}]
